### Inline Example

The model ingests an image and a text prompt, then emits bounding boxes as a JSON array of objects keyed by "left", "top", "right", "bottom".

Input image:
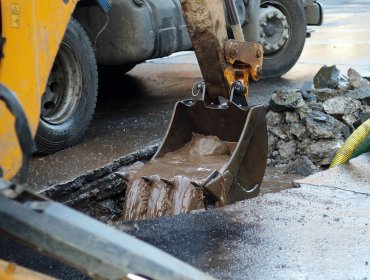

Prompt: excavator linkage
[
  {"left": 121, "top": 100, "right": 267, "bottom": 220},
  {"left": 121, "top": 0, "right": 268, "bottom": 221}
]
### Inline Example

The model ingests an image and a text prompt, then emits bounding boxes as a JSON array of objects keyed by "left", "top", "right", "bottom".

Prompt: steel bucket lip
[
  {"left": 174, "top": 100, "right": 255, "bottom": 172},
  {"left": 153, "top": 99, "right": 251, "bottom": 159},
  {"left": 152, "top": 98, "right": 267, "bottom": 203},
  {"left": 153, "top": 99, "right": 266, "bottom": 175}
]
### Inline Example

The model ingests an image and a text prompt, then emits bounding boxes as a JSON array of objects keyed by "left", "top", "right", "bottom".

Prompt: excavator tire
[{"left": 35, "top": 17, "right": 98, "bottom": 154}]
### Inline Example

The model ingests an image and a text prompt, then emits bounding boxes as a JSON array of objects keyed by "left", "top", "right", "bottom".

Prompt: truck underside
[
  {"left": 32, "top": 0, "right": 323, "bottom": 154},
  {"left": 75, "top": 0, "right": 322, "bottom": 70}
]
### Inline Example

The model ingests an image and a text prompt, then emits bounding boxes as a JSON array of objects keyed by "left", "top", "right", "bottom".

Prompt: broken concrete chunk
[
  {"left": 290, "top": 122, "right": 307, "bottom": 138},
  {"left": 362, "top": 106, "right": 370, "bottom": 113},
  {"left": 265, "top": 67, "right": 369, "bottom": 168},
  {"left": 342, "top": 114, "right": 358, "bottom": 128},
  {"left": 301, "top": 90, "right": 317, "bottom": 102},
  {"left": 304, "top": 139, "right": 343, "bottom": 166},
  {"left": 313, "top": 65, "right": 348, "bottom": 90},
  {"left": 269, "top": 126, "right": 288, "bottom": 140},
  {"left": 340, "top": 124, "right": 352, "bottom": 140},
  {"left": 284, "top": 156, "right": 319, "bottom": 176},
  {"left": 346, "top": 84, "right": 370, "bottom": 103},
  {"left": 285, "top": 112, "right": 300, "bottom": 124},
  {"left": 282, "top": 124, "right": 294, "bottom": 140},
  {"left": 306, "top": 111, "right": 341, "bottom": 139},
  {"left": 348, "top": 68, "right": 370, "bottom": 89},
  {"left": 266, "top": 111, "right": 284, "bottom": 126},
  {"left": 277, "top": 140, "right": 297, "bottom": 160},
  {"left": 190, "top": 135, "right": 230, "bottom": 156},
  {"left": 312, "top": 88, "right": 344, "bottom": 102},
  {"left": 323, "top": 96, "right": 361, "bottom": 116},
  {"left": 307, "top": 102, "right": 325, "bottom": 112},
  {"left": 270, "top": 90, "right": 306, "bottom": 112},
  {"left": 268, "top": 132, "right": 278, "bottom": 155}
]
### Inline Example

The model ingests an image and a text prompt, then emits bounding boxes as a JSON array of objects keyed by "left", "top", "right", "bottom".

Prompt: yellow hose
[{"left": 330, "top": 119, "right": 370, "bottom": 168}]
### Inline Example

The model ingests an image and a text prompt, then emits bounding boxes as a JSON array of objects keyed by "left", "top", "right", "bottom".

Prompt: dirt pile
[{"left": 267, "top": 66, "right": 370, "bottom": 171}]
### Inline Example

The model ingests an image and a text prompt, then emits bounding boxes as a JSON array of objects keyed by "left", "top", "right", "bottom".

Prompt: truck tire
[
  {"left": 35, "top": 17, "right": 98, "bottom": 154},
  {"left": 258, "top": 0, "right": 307, "bottom": 78}
]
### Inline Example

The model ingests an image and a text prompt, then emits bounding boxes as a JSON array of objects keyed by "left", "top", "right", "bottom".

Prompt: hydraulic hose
[
  {"left": 0, "top": 84, "right": 34, "bottom": 184},
  {"left": 330, "top": 118, "right": 370, "bottom": 168}
]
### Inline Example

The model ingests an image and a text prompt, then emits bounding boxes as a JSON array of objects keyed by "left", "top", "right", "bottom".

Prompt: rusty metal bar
[{"left": 0, "top": 181, "right": 215, "bottom": 280}]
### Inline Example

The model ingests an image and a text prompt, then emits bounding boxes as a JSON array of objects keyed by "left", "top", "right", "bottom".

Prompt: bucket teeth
[
  {"left": 190, "top": 180, "right": 203, "bottom": 189},
  {"left": 141, "top": 176, "right": 153, "bottom": 184},
  {"left": 204, "top": 170, "right": 219, "bottom": 185},
  {"left": 160, "top": 178, "right": 175, "bottom": 186}
]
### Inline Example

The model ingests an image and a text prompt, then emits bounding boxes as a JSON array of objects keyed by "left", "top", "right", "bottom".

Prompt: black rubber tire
[
  {"left": 35, "top": 18, "right": 98, "bottom": 154},
  {"left": 260, "top": 0, "right": 307, "bottom": 79}
]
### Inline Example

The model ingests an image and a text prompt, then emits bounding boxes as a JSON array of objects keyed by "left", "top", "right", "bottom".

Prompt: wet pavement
[
  {"left": 296, "top": 153, "right": 370, "bottom": 195},
  {"left": 2, "top": 1, "right": 370, "bottom": 279},
  {"left": 115, "top": 154, "right": 370, "bottom": 280},
  {"left": 118, "top": 183, "right": 370, "bottom": 280},
  {"left": 25, "top": 0, "right": 370, "bottom": 192},
  {"left": 1, "top": 155, "right": 369, "bottom": 280}
]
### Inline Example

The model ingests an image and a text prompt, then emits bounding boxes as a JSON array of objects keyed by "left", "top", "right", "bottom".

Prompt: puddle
[{"left": 260, "top": 167, "right": 303, "bottom": 195}]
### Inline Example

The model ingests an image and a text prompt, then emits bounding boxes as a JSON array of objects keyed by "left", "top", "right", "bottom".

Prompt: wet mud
[{"left": 122, "top": 134, "right": 236, "bottom": 221}]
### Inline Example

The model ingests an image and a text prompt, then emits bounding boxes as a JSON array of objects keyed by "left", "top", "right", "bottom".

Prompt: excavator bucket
[
  {"left": 120, "top": 0, "right": 268, "bottom": 221},
  {"left": 121, "top": 100, "right": 267, "bottom": 221}
]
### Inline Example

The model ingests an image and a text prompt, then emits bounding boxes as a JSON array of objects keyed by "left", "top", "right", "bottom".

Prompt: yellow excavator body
[{"left": 0, "top": 0, "right": 77, "bottom": 180}]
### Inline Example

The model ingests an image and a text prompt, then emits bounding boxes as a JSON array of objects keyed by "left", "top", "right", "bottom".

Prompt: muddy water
[
  {"left": 123, "top": 135, "right": 236, "bottom": 221},
  {"left": 260, "top": 167, "right": 303, "bottom": 195}
]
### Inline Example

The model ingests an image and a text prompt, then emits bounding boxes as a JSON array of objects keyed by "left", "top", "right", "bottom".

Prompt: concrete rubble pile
[{"left": 266, "top": 65, "right": 370, "bottom": 174}]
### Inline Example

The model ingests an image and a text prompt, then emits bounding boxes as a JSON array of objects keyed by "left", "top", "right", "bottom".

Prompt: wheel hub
[
  {"left": 41, "top": 42, "right": 82, "bottom": 125},
  {"left": 259, "top": 5, "right": 289, "bottom": 54}
]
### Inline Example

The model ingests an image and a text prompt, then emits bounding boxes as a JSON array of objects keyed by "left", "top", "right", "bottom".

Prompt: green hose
[
  {"left": 351, "top": 135, "right": 370, "bottom": 159},
  {"left": 330, "top": 119, "right": 370, "bottom": 168}
]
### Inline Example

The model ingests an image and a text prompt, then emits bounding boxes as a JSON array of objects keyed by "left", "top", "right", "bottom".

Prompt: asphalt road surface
[
  {"left": 2, "top": 1, "right": 370, "bottom": 279},
  {"left": 25, "top": 0, "right": 370, "bottom": 192}
]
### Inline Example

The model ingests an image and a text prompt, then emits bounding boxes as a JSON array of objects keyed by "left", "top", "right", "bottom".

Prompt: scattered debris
[
  {"left": 346, "top": 84, "right": 370, "bottom": 102},
  {"left": 305, "top": 110, "right": 342, "bottom": 139},
  {"left": 313, "top": 65, "right": 348, "bottom": 90},
  {"left": 267, "top": 66, "right": 369, "bottom": 168},
  {"left": 348, "top": 68, "right": 370, "bottom": 89},
  {"left": 322, "top": 96, "right": 361, "bottom": 116},
  {"left": 284, "top": 156, "right": 319, "bottom": 177},
  {"left": 312, "top": 88, "right": 345, "bottom": 102},
  {"left": 269, "top": 90, "right": 306, "bottom": 112}
]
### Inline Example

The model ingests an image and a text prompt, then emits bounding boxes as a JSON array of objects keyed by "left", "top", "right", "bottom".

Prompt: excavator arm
[
  {"left": 0, "top": 0, "right": 267, "bottom": 279},
  {"left": 182, "top": 0, "right": 263, "bottom": 104},
  {"left": 120, "top": 0, "right": 267, "bottom": 220},
  {"left": 0, "top": 0, "right": 79, "bottom": 180}
]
